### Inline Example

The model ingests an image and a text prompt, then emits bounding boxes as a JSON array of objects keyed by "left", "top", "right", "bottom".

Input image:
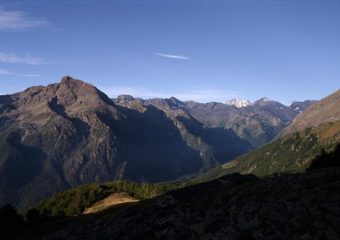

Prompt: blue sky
[{"left": 0, "top": 0, "right": 339, "bottom": 104}]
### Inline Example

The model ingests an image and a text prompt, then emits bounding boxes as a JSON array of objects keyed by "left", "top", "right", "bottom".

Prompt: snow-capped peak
[{"left": 226, "top": 98, "right": 252, "bottom": 108}]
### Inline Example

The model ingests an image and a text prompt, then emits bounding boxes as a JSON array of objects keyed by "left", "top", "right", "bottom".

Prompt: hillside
[
  {"left": 283, "top": 89, "right": 340, "bottom": 135},
  {"left": 9, "top": 166, "right": 340, "bottom": 240},
  {"left": 198, "top": 121, "right": 340, "bottom": 181}
]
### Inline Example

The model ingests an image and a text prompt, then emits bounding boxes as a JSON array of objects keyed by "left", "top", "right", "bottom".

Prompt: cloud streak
[
  {"left": 0, "top": 7, "right": 48, "bottom": 31},
  {"left": 0, "top": 68, "right": 40, "bottom": 77},
  {"left": 102, "top": 86, "right": 240, "bottom": 103},
  {"left": 156, "top": 53, "right": 191, "bottom": 60},
  {"left": 0, "top": 52, "right": 48, "bottom": 65}
]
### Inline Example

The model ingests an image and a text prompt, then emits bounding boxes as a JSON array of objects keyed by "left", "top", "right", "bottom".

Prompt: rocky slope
[{"left": 282, "top": 89, "right": 340, "bottom": 135}]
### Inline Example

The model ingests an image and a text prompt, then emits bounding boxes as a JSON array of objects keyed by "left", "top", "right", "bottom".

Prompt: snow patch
[{"left": 226, "top": 98, "right": 252, "bottom": 108}]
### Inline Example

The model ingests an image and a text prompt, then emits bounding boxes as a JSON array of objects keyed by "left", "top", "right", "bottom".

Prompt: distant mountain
[
  {"left": 144, "top": 97, "right": 314, "bottom": 148},
  {"left": 198, "top": 89, "right": 340, "bottom": 181},
  {"left": 113, "top": 95, "right": 312, "bottom": 152}
]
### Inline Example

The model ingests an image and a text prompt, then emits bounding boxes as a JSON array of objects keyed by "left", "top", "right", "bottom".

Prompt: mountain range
[
  {"left": 0, "top": 76, "right": 314, "bottom": 209},
  {"left": 198, "top": 89, "right": 340, "bottom": 181},
  {"left": 114, "top": 93, "right": 314, "bottom": 148}
]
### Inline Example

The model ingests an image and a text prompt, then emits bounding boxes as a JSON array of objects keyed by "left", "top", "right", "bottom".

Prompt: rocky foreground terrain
[{"left": 14, "top": 165, "right": 340, "bottom": 240}]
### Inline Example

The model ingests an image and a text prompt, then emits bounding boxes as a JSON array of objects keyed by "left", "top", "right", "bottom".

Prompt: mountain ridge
[{"left": 114, "top": 94, "right": 314, "bottom": 148}]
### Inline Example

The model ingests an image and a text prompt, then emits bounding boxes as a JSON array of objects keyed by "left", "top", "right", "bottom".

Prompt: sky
[{"left": 0, "top": 0, "right": 339, "bottom": 104}]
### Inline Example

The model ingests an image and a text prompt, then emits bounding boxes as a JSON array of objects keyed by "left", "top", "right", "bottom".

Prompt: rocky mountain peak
[
  {"left": 167, "top": 97, "right": 183, "bottom": 107},
  {"left": 59, "top": 76, "right": 97, "bottom": 94},
  {"left": 56, "top": 76, "right": 116, "bottom": 110},
  {"left": 61, "top": 75, "right": 76, "bottom": 83},
  {"left": 11, "top": 76, "right": 116, "bottom": 118}
]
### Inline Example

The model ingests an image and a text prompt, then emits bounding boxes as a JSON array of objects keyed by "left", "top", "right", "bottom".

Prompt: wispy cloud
[
  {"left": 156, "top": 53, "right": 191, "bottom": 60},
  {"left": 0, "top": 52, "right": 48, "bottom": 65},
  {"left": 101, "top": 86, "right": 240, "bottom": 103},
  {"left": 0, "top": 68, "right": 40, "bottom": 77},
  {"left": 0, "top": 7, "right": 48, "bottom": 31}
]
